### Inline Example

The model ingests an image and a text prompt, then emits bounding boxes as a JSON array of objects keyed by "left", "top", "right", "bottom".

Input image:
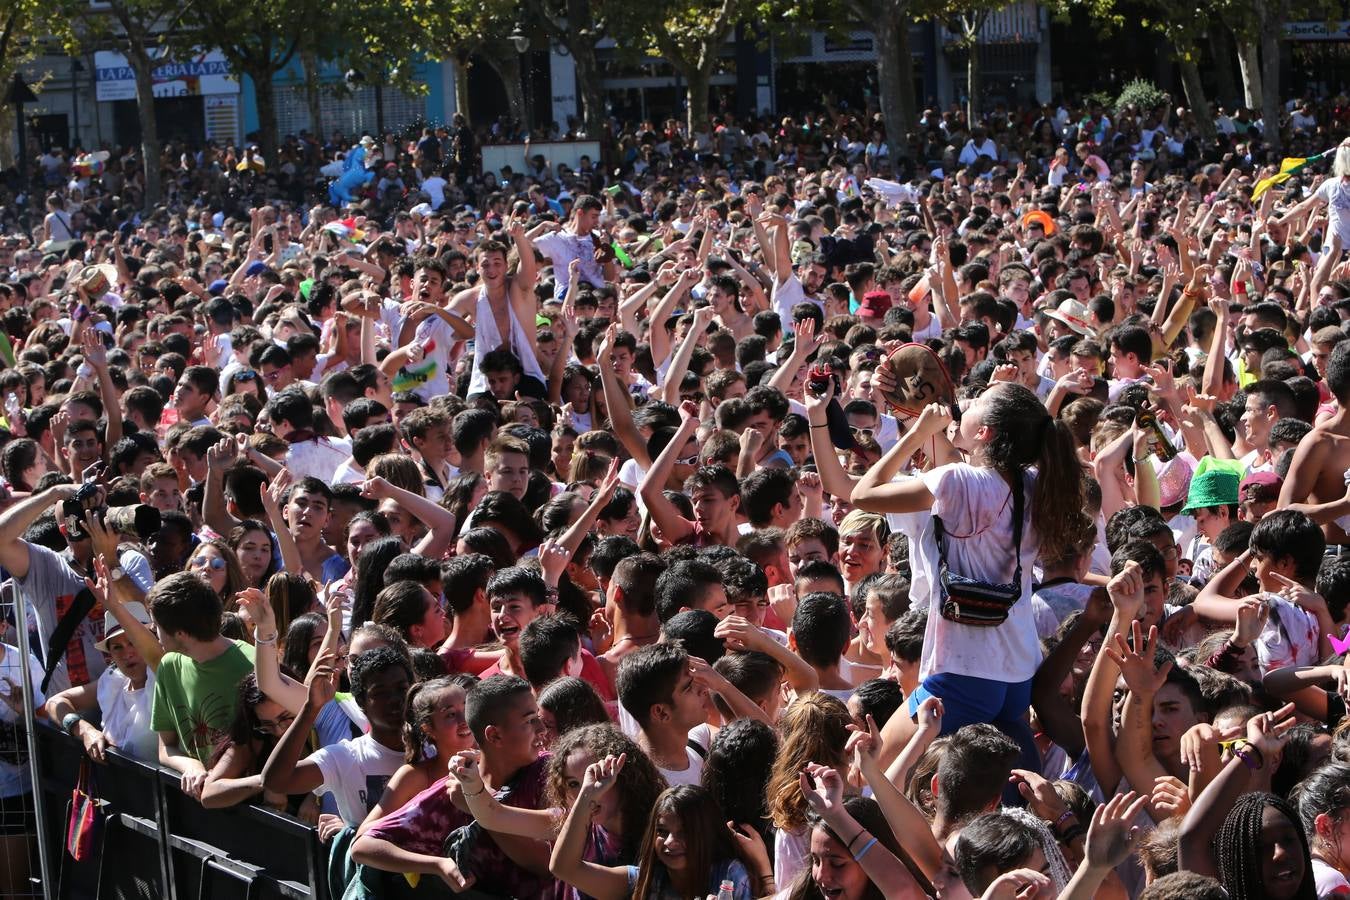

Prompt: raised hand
[
  {"left": 1106, "top": 560, "right": 1145, "bottom": 622},
  {"left": 1009, "top": 768, "right": 1068, "bottom": 824},
  {"left": 914, "top": 402, "right": 954, "bottom": 438},
  {"left": 1103, "top": 620, "right": 1172, "bottom": 696},
  {"left": 979, "top": 869, "right": 1051, "bottom": 900},
  {"left": 799, "top": 762, "right": 845, "bottom": 818},
  {"left": 1233, "top": 597, "right": 1269, "bottom": 649},
  {"left": 1150, "top": 775, "right": 1191, "bottom": 819},
  {"left": 580, "top": 753, "right": 625, "bottom": 801},
  {"left": 1084, "top": 790, "right": 1149, "bottom": 870},
  {"left": 713, "top": 615, "right": 768, "bottom": 653},
  {"left": 448, "top": 749, "right": 486, "bottom": 796},
  {"left": 305, "top": 654, "right": 338, "bottom": 709},
  {"left": 537, "top": 537, "right": 573, "bottom": 589},
  {"left": 991, "top": 363, "right": 1019, "bottom": 384},
  {"left": 235, "top": 587, "right": 277, "bottom": 636}
]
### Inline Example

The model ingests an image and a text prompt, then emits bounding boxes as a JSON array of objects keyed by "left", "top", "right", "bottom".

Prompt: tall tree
[
  {"left": 528, "top": 0, "right": 612, "bottom": 137},
  {"left": 0, "top": 1, "right": 70, "bottom": 169},
  {"left": 846, "top": 0, "right": 917, "bottom": 164},
  {"left": 69, "top": 0, "right": 190, "bottom": 205},
  {"left": 636, "top": 0, "right": 750, "bottom": 133}
]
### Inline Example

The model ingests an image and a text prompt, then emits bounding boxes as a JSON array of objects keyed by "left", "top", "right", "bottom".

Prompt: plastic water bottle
[{"left": 716, "top": 879, "right": 735, "bottom": 900}]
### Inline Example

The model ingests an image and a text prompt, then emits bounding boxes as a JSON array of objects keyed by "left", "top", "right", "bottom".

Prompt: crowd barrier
[{"left": 32, "top": 721, "right": 328, "bottom": 900}]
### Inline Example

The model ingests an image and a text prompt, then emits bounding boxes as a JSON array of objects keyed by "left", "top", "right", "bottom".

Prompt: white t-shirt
[
  {"left": 97, "top": 664, "right": 158, "bottom": 762},
  {"left": 772, "top": 273, "right": 820, "bottom": 334},
  {"left": 1031, "top": 581, "right": 1097, "bottom": 639},
  {"left": 307, "top": 733, "right": 405, "bottom": 825},
  {"left": 913, "top": 464, "right": 1043, "bottom": 683},
  {"left": 0, "top": 644, "right": 44, "bottom": 797},
  {"left": 1317, "top": 177, "right": 1350, "bottom": 248}
]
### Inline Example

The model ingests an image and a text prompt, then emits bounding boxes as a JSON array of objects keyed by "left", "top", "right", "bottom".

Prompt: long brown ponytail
[{"left": 979, "top": 384, "right": 1088, "bottom": 562}]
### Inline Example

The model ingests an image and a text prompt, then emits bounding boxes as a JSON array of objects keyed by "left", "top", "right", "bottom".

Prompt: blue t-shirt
[{"left": 625, "top": 858, "right": 752, "bottom": 900}]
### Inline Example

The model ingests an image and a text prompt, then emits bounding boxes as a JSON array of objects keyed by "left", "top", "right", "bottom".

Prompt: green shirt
[{"left": 150, "top": 640, "right": 256, "bottom": 765}]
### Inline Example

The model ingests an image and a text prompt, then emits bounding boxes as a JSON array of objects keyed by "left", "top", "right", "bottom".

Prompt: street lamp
[{"left": 510, "top": 25, "right": 530, "bottom": 54}]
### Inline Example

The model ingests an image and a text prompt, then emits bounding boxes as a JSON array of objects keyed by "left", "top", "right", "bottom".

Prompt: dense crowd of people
[{"left": 2, "top": 92, "right": 1350, "bottom": 900}]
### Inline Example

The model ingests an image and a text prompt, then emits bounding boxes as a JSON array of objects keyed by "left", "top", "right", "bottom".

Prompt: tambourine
[{"left": 876, "top": 342, "right": 956, "bottom": 418}]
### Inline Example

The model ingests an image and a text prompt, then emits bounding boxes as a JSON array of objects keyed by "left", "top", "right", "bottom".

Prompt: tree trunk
[
  {"left": 250, "top": 66, "right": 281, "bottom": 166},
  {"left": 572, "top": 42, "right": 604, "bottom": 137},
  {"left": 1235, "top": 39, "right": 1262, "bottom": 109},
  {"left": 871, "top": 7, "right": 916, "bottom": 163},
  {"left": 1259, "top": 21, "right": 1282, "bottom": 151},
  {"left": 301, "top": 44, "right": 323, "bottom": 138},
  {"left": 965, "top": 39, "right": 981, "bottom": 122},
  {"left": 128, "top": 47, "right": 162, "bottom": 206},
  {"left": 1207, "top": 25, "right": 1239, "bottom": 107},
  {"left": 450, "top": 55, "right": 472, "bottom": 126},
  {"left": 563, "top": 0, "right": 604, "bottom": 136},
  {"left": 1176, "top": 50, "right": 1216, "bottom": 143},
  {"left": 684, "top": 65, "right": 711, "bottom": 135},
  {"left": 485, "top": 47, "right": 527, "bottom": 133}
]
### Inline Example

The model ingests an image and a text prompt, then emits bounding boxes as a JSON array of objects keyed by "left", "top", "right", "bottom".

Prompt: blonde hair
[
  {"left": 1336, "top": 144, "right": 1350, "bottom": 179},
  {"left": 766, "top": 693, "right": 852, "bottom": 831},
  {"left": 838, "top": 508, "right": 889, "bottom": 543}
]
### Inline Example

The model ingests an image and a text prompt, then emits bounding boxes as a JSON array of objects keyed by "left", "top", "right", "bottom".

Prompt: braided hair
[{"left": 1214, "top": 792, "right": 1316, "bottom": 900}]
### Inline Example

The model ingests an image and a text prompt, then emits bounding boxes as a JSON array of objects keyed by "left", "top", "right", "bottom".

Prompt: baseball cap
[
  {"left": 1239, "top": 471, "right": 1283, "bottom": 504},
  {"left": 95, "top": 601, "right": 154, "bottom": 653},
  {"left": 244, "top": 260, "right": 270, "bottom": 277},
  {"left": 858, "top": 290, "right": 892, "bottom": 318}
]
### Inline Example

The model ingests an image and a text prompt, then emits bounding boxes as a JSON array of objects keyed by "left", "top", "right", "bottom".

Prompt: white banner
[{"left": 94, "top": 49, "right": 239, "bottom": 102}]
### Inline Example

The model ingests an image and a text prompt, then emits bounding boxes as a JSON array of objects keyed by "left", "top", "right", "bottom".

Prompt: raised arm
[
  {"left": 260, "top": 658, "right": 335, "bottom": 797},
  {"left": 802, "top": 375, "right": 861, "bottom": 501},
  {"left": 1107, "top": 620, "right": 1176, "bottom": 818},
  {"left": 595, "top": 326, "right": 649, "bottom": 471},
  {"left": 549, "top": 755, "right": 630, "bottom": 900},
  {"left": 259, "top": 473, "right": 304, "bottom": 578},
  {"left": 649, "top": 269, "right": 700, "bottom": 370},
  {"left": 660, "top": 306, "right": 715, "bottom": 405},
  {"left": 236, "top": 588, "right": 307, "bottom": 714},
  {"left": 850, "top": 404, "right": 950, "bottom": 513},
  {"left": 852, "top": 712, "right": 944, "bottom": 880},
  {"left": 1178, "top": 703, "right": 1296, "bottom": 878},
  {"left": 1080, "top": 563, "right": 1147, "bottom": 796},
  {"left": 1030, "top": 590, "right": 1110, "bottom": 759},
  {"left": 361, "top": 476, "right": 457, "bottom": 559},
  {"left": 637, "top": 402, "right": 700, "bottom": 546}
]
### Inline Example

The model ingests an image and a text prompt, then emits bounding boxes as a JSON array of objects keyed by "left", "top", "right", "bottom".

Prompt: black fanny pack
[{"left": 935, "top": 477, "right": 1024, "bottom": 628}]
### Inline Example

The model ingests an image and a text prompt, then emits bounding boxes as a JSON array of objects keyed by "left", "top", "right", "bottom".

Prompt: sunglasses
[
  {"left": 234, "top": 370, "right": 257, "bottom": 382},
  {"left": 190, "top": 555, "right": 226, "bottom": 571},
  {"left": 850, "top": 427, "right": 876, "bottom": 441}
]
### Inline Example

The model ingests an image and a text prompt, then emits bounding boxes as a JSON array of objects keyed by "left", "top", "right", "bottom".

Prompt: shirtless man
[
  {"left": 706, "top": 273, "right": 754, "bottom": 340},
  {"left": 444, "top": 223, "right": 546, "bottom": 396},
  {"left": 1280, "top": 341, "right": 1350, "bottom": 549}
]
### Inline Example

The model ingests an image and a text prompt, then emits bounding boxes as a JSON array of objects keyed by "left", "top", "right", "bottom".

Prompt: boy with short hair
[
  {"left": 1195, "top": 509, "right": 1334, "bottom": 668},
  {"left": 481, "top": 566, "right": 548, "bottom": 679},
  {"left": 140, "top": 461, "right": 184, "bottom": 513},
  {"left": 596, "top": 552, "right": 666, "bottom": 683},
  {"left": 174, "top": 365, "right": 220, "bottom": 427},
  {"left": 352, "top": 675, "right": 553, "bottom": 897},
  {"left": 884, "top": 608, "right": 927, "bottom": 697},
  {"left": 654, "top": 558, "right": 730, "bottom": 622},
  {"left": 149, "top": 572, "right": 256, "bottom": 800},
  {"left": 1106, "top": 323, "right": 1151, "bottom": 401},
  {"left": 616, "top": 643, "right": 712, "bottom": 786},
  {"left": 485, "top": 434, "right": 531, "bottom": 501},
  {"left": 398, "top": 406, "right": 455, "bottom": 498},
  {"left": 518, "top": 614, "right": 584, "bottom": 691},
  {"left": 789, "top": 591, "right": 853, "bottom": 697},
  {"left": 285, "top": 476, "right": 348, "bottom": 584},
  {"left": 261, "top": 646, "right": 412, "bottom": 825}
]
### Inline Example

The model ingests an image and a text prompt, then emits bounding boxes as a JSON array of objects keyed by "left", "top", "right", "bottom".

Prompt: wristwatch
[
  {"left": 62, "top": 712, "right": 83, "bottom": 735},
  {"left": 108, "top": 566, "right": 126, "bottom": 582}
]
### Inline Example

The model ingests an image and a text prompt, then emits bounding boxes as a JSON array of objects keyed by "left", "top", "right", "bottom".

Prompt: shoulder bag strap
[{"left": 1009, "top": 475, "right": 1025, "bottom": 585}]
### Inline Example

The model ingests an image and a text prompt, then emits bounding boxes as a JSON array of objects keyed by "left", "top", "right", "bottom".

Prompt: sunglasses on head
[{"left": 234, "top": 370, "right": 257, "bottom": 382}]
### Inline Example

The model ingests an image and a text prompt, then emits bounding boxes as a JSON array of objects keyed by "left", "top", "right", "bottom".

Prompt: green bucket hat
[{"left": 1180, "top": 457, "right": 1243, "bottom": 514}]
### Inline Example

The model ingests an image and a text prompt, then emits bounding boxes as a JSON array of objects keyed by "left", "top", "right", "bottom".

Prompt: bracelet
[
  {"left": 846, "top": 829, "right": 867, "bottom": 851},
  {"left": 1053, "top": 809, "right": 1075, "bottom": 830},
  {"left": 62, "top": 712, "right": 83, "bottom": 735},
  {"left": 254, "top": 633, "right": 278, "bottom": 645},
  {"left": 853, "top": 837, "right": 878, "bottom": 862},
  {"left": 463, "top": 785, "right": 487, "bottom": 798},
  {"left": 810, "top": 423, "right": 829, "bottom": 429}
]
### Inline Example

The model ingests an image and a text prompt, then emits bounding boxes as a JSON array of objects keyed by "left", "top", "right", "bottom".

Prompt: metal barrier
[{"left": 32, "top": 721, "right": 329, "bottom": 900}]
